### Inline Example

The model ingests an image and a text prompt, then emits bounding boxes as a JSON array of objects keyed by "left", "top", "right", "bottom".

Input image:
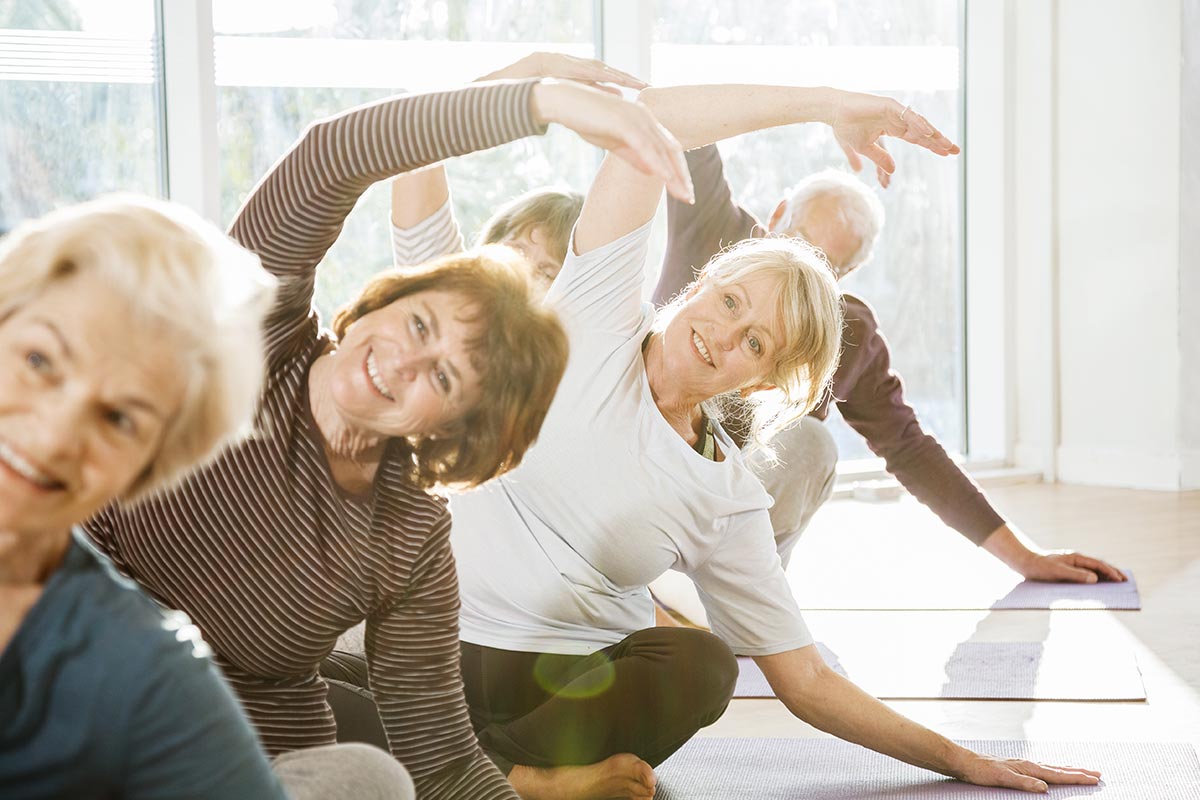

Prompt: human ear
[{"left": 767, "top": 199, "right": 788, "bottom": 233}]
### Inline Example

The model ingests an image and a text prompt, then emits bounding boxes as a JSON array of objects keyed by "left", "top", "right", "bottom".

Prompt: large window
[
  {"left": 213, "top": 0, "right": 597, "bottom": 320},
  {"left": 1, "top": 0, "right": 971, "bottom": 461},
  {"left": 0, "top": 0, "right": 163, "bottom": 231},
  {"left": 651, "top": 0, "right": 965, "bottom": 459}
]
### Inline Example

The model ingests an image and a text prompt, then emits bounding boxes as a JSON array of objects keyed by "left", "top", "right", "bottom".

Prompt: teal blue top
[{"left": 0, "top": 529, "right": 287, "bottom": 800}]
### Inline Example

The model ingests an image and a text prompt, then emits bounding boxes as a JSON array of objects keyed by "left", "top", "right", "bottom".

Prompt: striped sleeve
[
  {"left": 365, "top": 516, "right": 516, "bottom": 800},
  {"left": 226, "top": 80, "right": 547, "bottom": 363},
  {"left": 391, "top": 198, "right": 466, "bottom": 267}
]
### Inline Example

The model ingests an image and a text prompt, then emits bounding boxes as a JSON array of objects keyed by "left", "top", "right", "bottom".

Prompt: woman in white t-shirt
[
  {"left": 328, "top": 69, "right": 1103, "bottom": 800},
  {"left": 445, "top": 83, "right": 1104, "bottom": 800}
]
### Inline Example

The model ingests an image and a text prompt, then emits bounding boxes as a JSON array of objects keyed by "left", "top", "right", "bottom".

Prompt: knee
[
  {"left": 672, "top": 629, "right": 737, "bottom": 718},
  {"left": 792, "top": 418, "right": 838, "bottom": 480},
  {"left": 335, "top": 744, "right": 415, "bottom": 800}
]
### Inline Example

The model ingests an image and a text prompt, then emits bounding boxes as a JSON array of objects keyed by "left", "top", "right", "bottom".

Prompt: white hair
[
  {"left": 779, "top": 169, "right": 885, "bottom": 276},
  {"left": 0, "top": 193, "right": 276, "bottom": 500}
]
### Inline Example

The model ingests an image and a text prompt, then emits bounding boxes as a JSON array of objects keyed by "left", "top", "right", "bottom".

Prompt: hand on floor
[
  {"left": 956, "top": 754, "right": 1102, "bottom": 793},
  {"left": 1019, "top": 551, "right": 1127, "bottom": 584}
]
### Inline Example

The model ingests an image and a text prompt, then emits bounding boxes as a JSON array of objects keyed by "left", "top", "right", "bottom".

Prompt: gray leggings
[{"left": 273, "top": 743, "right": 413, "bottom": 800}]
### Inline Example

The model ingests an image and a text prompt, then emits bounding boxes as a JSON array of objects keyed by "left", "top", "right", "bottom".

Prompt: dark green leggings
[{"left": 321, "top": 626, "right": 737, "bottom": 775}]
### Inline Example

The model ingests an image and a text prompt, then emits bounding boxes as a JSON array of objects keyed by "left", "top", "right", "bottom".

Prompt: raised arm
[
  {"left": 756, "top": 646, "right": 1103, "bottom": 793},
  {"left": 575, "top": 84, "right": 958, "bottom": 258},
  {"left": 388, "top": 52, "right": 654, "bottom": 266}
]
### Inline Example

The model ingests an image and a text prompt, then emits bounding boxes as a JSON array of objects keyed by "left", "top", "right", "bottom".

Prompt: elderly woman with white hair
[
  {"left": 0, "top": 195, "right": 414, "bottom": 799},
  {"left": 437, "top": 84, "right": 1104, "bottom": 800}
]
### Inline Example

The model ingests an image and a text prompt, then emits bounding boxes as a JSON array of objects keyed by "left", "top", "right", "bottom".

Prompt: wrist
[
  {"left": 981, "top": 523, "right": 1039, "bottom": 573},
  {"left": 529, "top": 78, "right": 560, "bottom": 127}
]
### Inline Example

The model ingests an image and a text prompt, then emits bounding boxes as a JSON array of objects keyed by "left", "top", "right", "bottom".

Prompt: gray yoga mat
[
  {"left": 794, "top": 571, "right": 1141, "bottom": 611},
  {"left": 654, "top": 739, "right": 1200, "bottom": 799},
  {"left": 734, "top": 641, "right": 1146, "bottom": 701}
]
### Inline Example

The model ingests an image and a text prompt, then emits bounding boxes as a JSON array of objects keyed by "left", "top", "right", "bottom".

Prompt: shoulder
[
  {"left": 374, "top": 464, "right": 452, "bottom": 544},
  {"left": 841, "top": 292, "right": 881, "bottom": 332}
]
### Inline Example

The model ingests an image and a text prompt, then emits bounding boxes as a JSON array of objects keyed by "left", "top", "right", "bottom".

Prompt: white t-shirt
[{"left": 450, "top": 222, "right": 812, "bottom": 657}]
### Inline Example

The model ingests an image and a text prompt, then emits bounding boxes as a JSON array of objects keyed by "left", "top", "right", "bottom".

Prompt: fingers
[
  {"left": 837, "top": 139, "right": 864, "bottom": 172},
  {"left": 901, "top": 108, "right": 960, "bottom": 155},
  {"left": 567, "top": 54, "right": 647, "bottom": 90},
  {"left": 1024, "top": 762, "right": 1102, "bottom": 786},
  {"left": 1050, "top": 561, "right": 1101, "bottom": 584},
  {"left": 859, "top": 142, "right": 896, "bottom": 176},
  {"left": 656, "top": 123, "right": 694, "bottom": 203},
  {"left": 1069, "top": 553, "right": 1127, "bottom": 582},
  {"left": 875, "top": 141, "right": 891, "bottom": 188}
]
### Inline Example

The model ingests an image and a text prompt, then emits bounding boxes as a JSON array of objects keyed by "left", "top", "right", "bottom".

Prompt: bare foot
[{"left": 509, "top": 753, "right": 656, "bottom": 800}]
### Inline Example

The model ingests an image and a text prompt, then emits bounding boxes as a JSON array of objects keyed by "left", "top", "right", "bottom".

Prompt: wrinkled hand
[
  {"left": 957, "top": 754, "right": 1101, "bottom": 793},
  {"left": 830, "top": 91, "right": 959, "bottom": 178},
  {"left": 478, "top": 51, "right": 647, "bottom": 95},
  {"left": 1019, "top": 551, "right": 1127, "bottom": 584},
  {"left": 531, "top": 79, "right": 693, "bottom": 203}
]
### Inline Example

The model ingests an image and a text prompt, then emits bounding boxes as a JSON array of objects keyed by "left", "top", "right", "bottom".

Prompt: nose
[
  {"left": 714, "top": 326, "right": 740, "bottom": 352},
  {"left": 34, "top": 392, "right": 87, "bottom": 461},
  {"left": 390, "top": 351, "right": 434, "bottom": 383}
]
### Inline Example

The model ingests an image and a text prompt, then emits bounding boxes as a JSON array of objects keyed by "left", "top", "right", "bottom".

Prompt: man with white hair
[{"left": 651, "top": 145, "right": 1122, "bottom": 622}]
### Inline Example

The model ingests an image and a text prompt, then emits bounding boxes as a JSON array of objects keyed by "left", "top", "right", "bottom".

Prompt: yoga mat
[
  {"left": 654, "top": 739, "right": 1200, "bottom": 799},
  {"left": 734, "top": 641, "right": 1145, "bottom": 701},
  {"left": 792, "top": 571, "right": 1140, "bottom": 611}
]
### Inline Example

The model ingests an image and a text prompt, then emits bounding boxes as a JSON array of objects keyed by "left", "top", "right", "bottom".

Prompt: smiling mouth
[
  {"left": 0, "top": 440, "right": 64, "bottom": 491},
  {"left": 365, "top": 350, "right": 395, "bottom": 401},
  {"left": 692, "top": 331, "right": 714, "bottom": 367}
]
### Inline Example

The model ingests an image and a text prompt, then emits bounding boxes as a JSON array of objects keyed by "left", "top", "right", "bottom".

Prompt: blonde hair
[
  {"left": 476, "top": 187, "right": 583, "bottom": 265},
  {"left": 780, "top": 169, "right": 885, "bottom": 277},
  {"left": 332, "top": 245, "right": 568, "bottom": 490},
  {"left": 0, "top": 194, "right": 276, "bottom": 501},
  {"left": 658, "top": 236, "right": 843, "bottom": 452}
]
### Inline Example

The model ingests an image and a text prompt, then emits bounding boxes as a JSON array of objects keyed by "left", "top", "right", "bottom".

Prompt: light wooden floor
[{"left": 706, "top": 482, "right": 1200, "bottom": 750}]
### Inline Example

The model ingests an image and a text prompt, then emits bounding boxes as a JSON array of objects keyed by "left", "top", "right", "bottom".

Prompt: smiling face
[
  {"left": 327, "top": 288, "right": 485, "bottom": 438},
  {"left": 0, "top": 270, "right": 186, "bottom": 536},
  {"left": 657, "top": 271, "right": 788, "bottom": 400}
]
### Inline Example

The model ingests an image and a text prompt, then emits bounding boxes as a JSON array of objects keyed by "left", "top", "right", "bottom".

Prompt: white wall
[
  {"left": 1007, "top": 0, "right": 1194, "bottom": 489},
  {"left": 1182, "top": 0, "right": 1200, "bottom": 488}
]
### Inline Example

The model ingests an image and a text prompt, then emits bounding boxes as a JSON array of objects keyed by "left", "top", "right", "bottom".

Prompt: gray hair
[
  {"left": 0, "top": 194, "right": 276, "bottom": 501},
  {"left": 779, "top": 169, "right": 885, "bottom": 277}
]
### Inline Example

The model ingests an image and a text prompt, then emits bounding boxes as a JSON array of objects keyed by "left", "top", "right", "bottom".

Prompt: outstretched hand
[
  {"left": 830, "top": 91, "right": 959, "bottom": 180},
  {"left": 478, "top": 51, "right": 647, "bottom": 95},
  {"left": 957, "top": 754, "right": 1101, "bottom": 793},
  {"left": 531, "top": 79, "right": 693, "bottom": 203},
  {"left": 1019, "top": 551, "right": 1128, "bottom": 584}
]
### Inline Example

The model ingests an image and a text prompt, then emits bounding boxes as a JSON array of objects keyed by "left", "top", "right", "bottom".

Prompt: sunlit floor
[{"left": 704, "top": 482, "right": 1200, "bottom": 750}]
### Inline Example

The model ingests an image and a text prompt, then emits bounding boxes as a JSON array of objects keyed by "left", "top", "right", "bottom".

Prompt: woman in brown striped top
[{"left": 82, "top": 79, "right": 692, "bottom": 800}]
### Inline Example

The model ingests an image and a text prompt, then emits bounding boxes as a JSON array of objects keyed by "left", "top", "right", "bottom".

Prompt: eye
[
  {"left": 724, "top": 295, "right": 737, "bottom": 312},
  {"left": 105, "top": 408, "right": 137, "bottom": 436},
  {"left": 26, "top": 350, "right": 51, "bottom": 373},
  {"left": 412, "top": 315, "right": 428, "bottom": 341},
  {"left": 747, "top": 334, "right": 763, "bottom": 355},
  {"left": 435, "top": 368, "right": 451, "bottom": 394}
]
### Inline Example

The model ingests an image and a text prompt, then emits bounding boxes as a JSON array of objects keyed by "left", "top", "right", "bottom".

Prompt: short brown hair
[
  {"left": 477, "top": 187, "right": 583, "bottom": 265},
  {"left": 331, "top": 246, "right": 568, "bottom": 490}
]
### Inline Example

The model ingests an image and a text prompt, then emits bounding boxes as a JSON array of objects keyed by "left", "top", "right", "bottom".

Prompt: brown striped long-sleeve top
[{"left": 84, "top": 81, "right": 546, "bottom": 800}]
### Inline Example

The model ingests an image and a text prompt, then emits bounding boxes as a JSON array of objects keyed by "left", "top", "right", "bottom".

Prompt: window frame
[{"left": 154, "top": 0, "right": 1005, "bottom": 470}]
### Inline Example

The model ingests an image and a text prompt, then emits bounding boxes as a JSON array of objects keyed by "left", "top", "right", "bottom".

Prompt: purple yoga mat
[
  {"left": 793, "top": 571, "right": 1141, "bottom": 611},
  {"left": 734, "top": 641, "right": 1146, "bottom": 701},
  {"left": 655, "top": 739, "right": 1200, "bottom": 799}
]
